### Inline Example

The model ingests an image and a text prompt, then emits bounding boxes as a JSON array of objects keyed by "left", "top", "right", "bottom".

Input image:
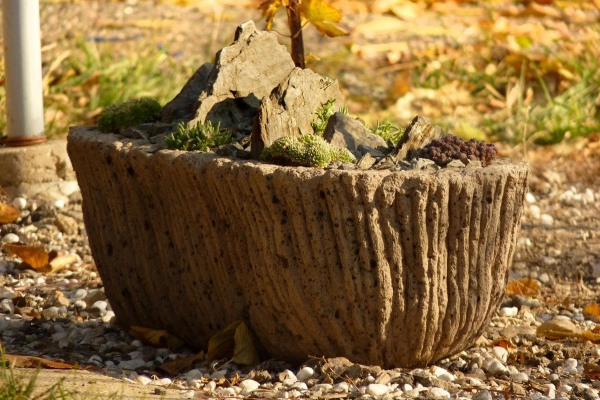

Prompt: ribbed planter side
[{"left": 68, "top": 127, "right": 530, "bottom": 367}]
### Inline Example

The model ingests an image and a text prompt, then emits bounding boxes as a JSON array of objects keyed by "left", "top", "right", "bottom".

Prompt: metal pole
[{"left": 2, "top": 0, "right": 47, "bottom": 146}]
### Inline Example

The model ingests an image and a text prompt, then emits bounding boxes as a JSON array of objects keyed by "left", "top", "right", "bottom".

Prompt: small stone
[
  {"left": 1, "top": 299, "right": 15, "bottom": 313},
  {"left": 333, "top": 382, "right": 349, "bottom": 392},
  {"left": 545, "top": 383, "right": 556, "bottom": 398},
  {"left": 179, "top": 390, "right": 195, "bottom": 398},
  {"left": 289, "top": 381, "right": 307, "bottom": 391},
  {"left": 73, "top": 300, "right": 87, "bottom": 310},
  {"left": 296, "top": 366, "right": 314, "bottom": 381},
  {"left": 430, "top": 387, "right": 450, "bottom": 398},
  {"left": 72, "top": 289, "right": 88, "bottom": 300},
  {"left": 339, "top": 162, "right": 356, "bottom": 170},
  {"left": 393, "top": 115, "right": 443, "bottom": 161},
  {"left": 510, "top": 372, "right": 529, "bottom": 383},
  {"left": 492, "top": 346, "right": 508, "bottom": 362},
  {"left": 55, "top": 213, "right": 79, "bottom": 235},
  {"left": 135, "top": 375, "right": 153, "bottom": 385},
  {"left": 540, "top": 213, "right": 554, "bottom": 225},
  {"left": 1, "top": 233, "right": 20, "bottom": 244},
  {"left": 12, "top": 197, "right": 27, "bottom": 210},
  {"left": 482, "top": 357, "right": 508, "bottom": 375},
  {"left": 152, "top": 377, "right": 172, "bottom": 386},
  {"left": 499, "top": 307, "right": 518, "bottom": 317},
  {"left": 239, "top": 379, "right": 260, "bottom": 393},
  {"left": 366, "top": 383, "right": 389, "bottom": 397},
  {"left": 118, "top": 359, "right": 146, "bottom": 370},
  {"left": 356, "top": 153, "right": 378, "bottom": 170},
  {"left": 525, "top": 193, "right": 536, "bottom": 203},
  {"left": 53, "top": 199, "right": 65, "bottom": 209},
  {"left": 446, "top": 159, "right": 466, "bottom": 168},
  {"left": 42, "top": 306, "right": 60, "bottom": 320},
  {"left": 91, "top": 300, "right": 108, "bottom": 313},
  {"left": 472, "top": 390, "right": 493, "bottom": 400}
]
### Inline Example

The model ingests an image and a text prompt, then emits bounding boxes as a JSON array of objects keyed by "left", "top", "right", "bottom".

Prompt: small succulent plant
[
  {"left": 311, "top": 98, "right": 348, "bottom": 136},
  {"left": 165, "top": 120, "right": 233, "bottom": 152},
  {"left": 97, "top": 98, "right": 162, "bottom": 134},
  {"left": 260, "top": 134, "right": 356, "bottom": 168}
]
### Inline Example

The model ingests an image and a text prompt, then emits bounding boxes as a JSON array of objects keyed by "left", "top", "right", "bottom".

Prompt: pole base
[{"left": 1, "top": 135, "right": 47, "bottom": 147}]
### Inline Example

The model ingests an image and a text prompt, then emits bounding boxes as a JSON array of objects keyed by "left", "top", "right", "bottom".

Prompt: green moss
[
  {"left": 261, "top": 134, "right": 356, "bottom": 168},
  {"left": 165, "top": 120, "right": 233, "bottom": 152},
  {"left": 97, "top": 98, "right": 162, "bottom": 133}
]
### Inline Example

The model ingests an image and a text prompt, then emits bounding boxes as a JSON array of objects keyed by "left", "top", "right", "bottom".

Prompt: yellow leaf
[
  {"left": 232, "top": 321, "right": 260, "bottom": 365},
  {"left": 537, "top": 318, "right": 581, "bottom": 340},
  {"left": 2, "top": 243, "right": 52, "bottom": 271},
  {"left": 207, "top": 320, "right": 260, "bottom": 365},
  {"left": 506, "top": 277, "right": 540, "bottom": 297},
  {"left": 259, "top": 0, "right": 284, "bottom": 31},
  {"left": 0, "top": 201, "right": 20, "bottom": 223},
  {"left": 300, "top": 0, "right": 349, "bottom": 37}
]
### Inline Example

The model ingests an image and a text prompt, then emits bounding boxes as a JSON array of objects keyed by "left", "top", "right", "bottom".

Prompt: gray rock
[
  {"left": 357, "top": 144, "right": 387, "bottom": 157},
  {"left": 190, "top": 21, "right": 295, "bottom": 134},
  {"left": 393, "top": 115, "right": 443, "bottom": 162},
  {"left": 411, "top": 158, "right": 439, "bottom": 171},
  {"left": 252, "top": 68, "right": 343, "bottom": 158},
  {"left": 446, "top": 159, "right": 466, "bottom": 168},
  {"left": 323, "top": 113, "right": 388, "bottom": 153},
  {"left": 162, "top": 63, "right": 214, "bottom": 123}
]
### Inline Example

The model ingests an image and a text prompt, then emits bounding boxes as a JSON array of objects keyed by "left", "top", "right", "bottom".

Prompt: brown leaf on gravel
[
  {"left": 0, "top": 201, "right": 20, "bottom": 223},
  {"left": 4, "top": 354, "right": 99, "bottom": 370},
  {"left": 506, "top": 277, "right": 540, "bottom": 297},
  {"left": 2, "top": 243, "right": 77, "bottom": 274},
  {"left": 584, "top": 363, "right": 600, "bottom": 380},
  {"left": 128, "top": 326, "right": 185, "bottom": 350},
  {"left": 157, "top": 350, "right": 205, "bottom": 376},
  {"left": 491, "top": 337, "right": 515, "bottom": 350}
]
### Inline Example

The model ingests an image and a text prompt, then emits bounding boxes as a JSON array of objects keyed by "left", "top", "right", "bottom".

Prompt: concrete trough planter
[{"left": 68, "top": 126, "right": 530, "bottom": 368}]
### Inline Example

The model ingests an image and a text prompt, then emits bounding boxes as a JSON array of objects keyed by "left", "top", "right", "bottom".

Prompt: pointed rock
[
  {"left": 161, "top": 63, "right": 214, "bottom": 123},
  {"left": 393, "top": 115, "right": 443, "bottom": 162},
  {"left": 189, "top": 20, "right": 295, "bottom": 133},
  {"left": 252, "top": 68, "right": 343, "bottom": 159},
  {"left": 323, "top": 112, "right": 388, "bottom": 152}
]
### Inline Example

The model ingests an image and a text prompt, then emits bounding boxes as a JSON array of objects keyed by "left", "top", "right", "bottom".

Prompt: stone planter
[{"left": 68, "top": 126, "right": 530, "bottom": 368}]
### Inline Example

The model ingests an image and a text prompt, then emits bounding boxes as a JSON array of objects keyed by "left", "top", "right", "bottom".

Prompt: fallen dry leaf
[
  {"left": 207, "top": 320, "right": 260, "bottom": 366},
  {"left": 0, "top": 201, "right": 20, "bottom": 223},
  {"left": 5, "top": 354, "right": 98, "bottom": 370},
  {"left": 157, "top": 350, "right": 205, "bottom": 376},
  {"left": 584, "top": 363, "right": 600, "bottom": 380},
  {"left": 506, "top": 277, "right": 540, "bottom": 297},
  {"left": 128, "top": 326, "right": 185, "bottom": 350},
  {"left": 2, "top": 243, "right": 54, "bottom": 271},
  {"left": 583, "top": 303, "right": 600, "bottom": 320},
  {"left": 2, "top": 243, "right": 77, "bottom": 274},
  {"left": 491, "top": 337, "right": 515, "bottom": 350}
]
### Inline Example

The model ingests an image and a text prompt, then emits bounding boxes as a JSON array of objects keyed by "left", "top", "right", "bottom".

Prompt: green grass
[
  {"left": 0, "top": 349, "right": 68, "bottom": 400},
  {"left": 0, "top": 39, "right": 200, "bottom": 139}
]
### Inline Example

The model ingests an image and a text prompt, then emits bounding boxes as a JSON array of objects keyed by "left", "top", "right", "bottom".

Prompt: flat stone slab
[{"left": 68, "top": 126, "right": 530, "bottom": 367}]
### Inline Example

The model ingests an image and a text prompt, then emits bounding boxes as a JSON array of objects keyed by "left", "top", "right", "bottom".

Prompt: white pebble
[
  {"left": 510, "top": 372, "right": 529, "bottom": 383},
  {"left": 209, "top": 369, "right": 227, "bottom": 379},
  {"left": 12, "top": 197, "right": 27, "bottom": 210},
  {"left": 101, "top": 310, "right": 116, "bottom": 323},
  {"left": 548, "top": 373, "right": 559, "bottom": 381},
  {"left": 135, "top": 375, "right": 152, "bottom": 385},
  {"left": 366, "top": 383, "right": 389, "bottom": 397},
  {"left": 280, "top": 369, "right": 297, "bottom": 382},
  {"left": 179, "top": 390, "right": 195, "bottom": 398},
  {"left": 296, "top": 366, "right": 314, "bottom": 381},
  {"left": 1, "top": 233, "right": 20, "bottom": 244},
  {"left": 526, "top": 193, "right": 536, "bottom": 203},
  {"left": 583, "top": 188, "right": 595, "bottom": 204},
  {"left": 499, "top": 307, "right": 518, "bottom": 317},
  {"left": 53, "top": 199, "right": 65, "bottom": 209},
  {"left": 430, "top": 387, "right": 450, "bottom": 398},
  {"left": 333, "top": 382, "right": 349, "bottom": 392},
  {"left": 518, "top": 237, "right": 532, "bottom": 247},
  {"left": 216, "top": 387, "right": 236, "bottom": 396},
  {"left": 311, "top": 383, "right": 333, "bottom": 392},
  {"left": 402, "top": 384, "right": 413, "bottom": 392},
  {"left": 205, "top": 381, "right": 216, "bottom": 392},
  {"left": 239, "top": 379, "right": 260, "bottom": 393},
  {"left": 492, "top": 346, "right": 508, "bottom": 362},
  {"left": 564, "top": 358, "right": 578, "bottom": 368},
  {"left": 562, "top": 384, "right": 572, "bottom": 393},
  {"left": 91, "top": 300, "right": 108, "bottom": 312},
  {"left": 545, "top": 383, "right": 556, "bottom": 399},
  {"left": 530, "top": 392, "right": 544, "bottom": 400},
  {"left": 289, "top": 381, "right": 307, "bottom": 391},
  {"left": 131, "top": 339, "right": 143, "bottom": 348},
  {"left": 527, "top": 204, "right": 541, "bottom": 219},
  {"left": 540, "top": 213, "right": 554, "bottom": 225},
  {"left": 482, "top": 357, "right": 508, "bottom": 375}
]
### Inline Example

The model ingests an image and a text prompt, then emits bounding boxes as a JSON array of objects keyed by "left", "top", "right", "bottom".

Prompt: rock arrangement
[{"left": 116, "top": 20, "right": 496, "bottom": 171}]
